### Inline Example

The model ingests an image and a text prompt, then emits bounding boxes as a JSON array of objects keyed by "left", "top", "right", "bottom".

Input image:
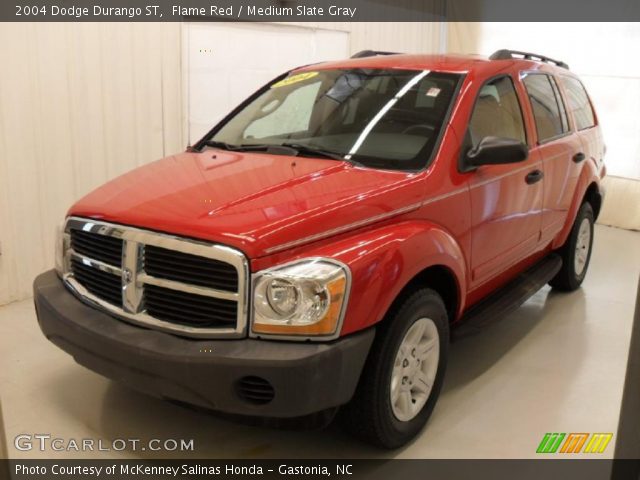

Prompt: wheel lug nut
[{"left": 403, "top": 359, "right": 409, "bottom": 367}]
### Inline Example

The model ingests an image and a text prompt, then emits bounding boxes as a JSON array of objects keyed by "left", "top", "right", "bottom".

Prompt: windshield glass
[{"left": 207, "top": 69, "right": 461, "bottom": 171}]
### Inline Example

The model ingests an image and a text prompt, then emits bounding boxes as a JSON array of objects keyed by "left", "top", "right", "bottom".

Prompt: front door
[{"left": 466, "top": 75, "right": 544, "bottom": 288}]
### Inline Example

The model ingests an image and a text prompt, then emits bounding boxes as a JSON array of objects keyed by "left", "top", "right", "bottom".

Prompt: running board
[{"left": 453, "top": 254, "right": 562, "bottom": 339}]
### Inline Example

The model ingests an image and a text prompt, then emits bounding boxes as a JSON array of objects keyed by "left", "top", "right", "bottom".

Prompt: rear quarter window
[{"left": 561, "top": 76, "right": 596, "bottom": 130}]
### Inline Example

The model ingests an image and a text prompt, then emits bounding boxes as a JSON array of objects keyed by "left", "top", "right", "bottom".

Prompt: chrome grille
[{"left": 61, "top": 217, "right": 248, "bottom": 338}]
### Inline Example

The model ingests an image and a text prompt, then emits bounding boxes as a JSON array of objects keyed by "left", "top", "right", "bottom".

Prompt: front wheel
[
  {"left": 341, "top": 288, "right": 449, "bottom": 449},
  {"left": 549, "top": 202, "right": 595, "bottom": 291}
]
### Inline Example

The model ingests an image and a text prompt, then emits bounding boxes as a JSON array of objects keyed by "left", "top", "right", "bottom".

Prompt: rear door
[{"left": 521, "top": 72, "right": 582, "bottom": 246}]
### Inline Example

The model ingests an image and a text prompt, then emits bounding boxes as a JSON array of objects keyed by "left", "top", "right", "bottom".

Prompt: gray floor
[{"left": 1, "top": 225, "right": 639, "bottom": 459}]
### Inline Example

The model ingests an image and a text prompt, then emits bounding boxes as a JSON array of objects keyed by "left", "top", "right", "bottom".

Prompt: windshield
[{"left": 205, "top": 68, "right": 461, "bottom": 171}]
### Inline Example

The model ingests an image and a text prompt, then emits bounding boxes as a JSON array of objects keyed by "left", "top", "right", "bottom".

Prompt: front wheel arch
[{"left": 384, "top": 264, "right": 460, "bottom": 327}]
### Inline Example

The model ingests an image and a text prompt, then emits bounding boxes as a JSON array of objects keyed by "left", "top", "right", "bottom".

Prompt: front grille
[
  {"left": 70, "top": 229, "right": 123, "bottom": 266},
  {"left": 62, "top": 218, "right": 247, "bottom": 338},
  {"left": 145, "top": 245, "right": 238, "bottom": 292},
  {"left": 144, "top": 284, "right": 237, "bottom": 327},
  {"left": 70, "top": 257, "right": 122, "bottom": 306}
]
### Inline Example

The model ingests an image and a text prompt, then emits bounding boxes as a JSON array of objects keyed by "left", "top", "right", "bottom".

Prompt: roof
[{"left": 296, "top": 52, "right": 571, "bottom": 77}]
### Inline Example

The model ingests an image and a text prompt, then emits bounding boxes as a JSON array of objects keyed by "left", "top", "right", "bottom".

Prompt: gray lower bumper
[{"left": 33, "top": 270, "right": 375, "bottom": 418}]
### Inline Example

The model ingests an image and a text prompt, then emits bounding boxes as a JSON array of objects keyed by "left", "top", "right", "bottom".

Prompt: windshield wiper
[
  {"left": 203, "top": 140, "right": 241, "bottom": 151},
  {"left": 204, "top": 140, "right": 278, "bottom": 152},
  {"left": 205, "top": 140, "right": 364, "bottom": 167},
  {"left": 280, "top": 143, "right": 364, "bottom": 166},
  {"left": 280, "top": 143, "right": 344, "bottom": 160}
]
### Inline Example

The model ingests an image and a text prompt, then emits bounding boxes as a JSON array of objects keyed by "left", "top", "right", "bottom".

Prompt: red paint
[{"left": 69, "top": 54, "right": 605, "bottom": 335}]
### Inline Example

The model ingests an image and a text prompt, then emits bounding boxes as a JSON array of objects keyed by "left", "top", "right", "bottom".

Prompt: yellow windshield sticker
[{"left": 271, "top": 71, "right": 319, "bottom": 89}]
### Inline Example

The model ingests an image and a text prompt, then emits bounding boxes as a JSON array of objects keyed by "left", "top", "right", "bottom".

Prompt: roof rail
[
  {"left": 351, "top": 50, "right": 401, "bottom": 59},
  {"left": 489, "top": 49, "right": 569, "bottom": 70}
]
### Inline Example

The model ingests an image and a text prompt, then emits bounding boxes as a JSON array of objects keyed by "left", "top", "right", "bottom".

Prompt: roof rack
[
  {"left": 351, "top": 50, "right": 401, "bottom": 59},
  {"left": 489, "top": 49, "right": 569, "bottom": 70}
]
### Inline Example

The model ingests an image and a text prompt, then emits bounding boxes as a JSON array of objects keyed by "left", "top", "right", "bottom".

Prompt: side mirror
[{"left": 465, "top": 136, "right": 529, "bottom": 169}]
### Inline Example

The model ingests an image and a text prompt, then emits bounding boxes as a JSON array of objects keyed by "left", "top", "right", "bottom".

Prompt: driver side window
[{"left": 468, "top": 76, "right": 526, "bottom": 148}]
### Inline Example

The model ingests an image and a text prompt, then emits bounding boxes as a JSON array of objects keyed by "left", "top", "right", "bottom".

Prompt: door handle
[
  {"left": 525, "top": 169, "right": 544, "bottom": 185},
  {"left": 573, "top": 152, "right": 586, "bottom": 163}
]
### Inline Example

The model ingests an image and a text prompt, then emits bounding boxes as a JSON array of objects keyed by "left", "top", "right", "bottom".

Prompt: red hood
[{"left": 69, "top": 150, "right": 426, "bottom": 258}]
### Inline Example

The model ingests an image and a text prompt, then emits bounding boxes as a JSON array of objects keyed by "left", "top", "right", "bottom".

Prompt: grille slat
[
  {"left": 72, "top": 239, "right": 121, "bottom": 258},
  {"left": 73, "top": 275, "right": 121, "bottom": 304},
  {"left": 143, "top": 270, "right": 237, "bottom": 291},
  {"left": 144, "top": 297, "right": 237, "bottom": 319},
  {"left": 70, "top": 230, "right": 123, "bottom": 266},
  {"left": 64, "top": 221, "right": 244, "bottom": 336},
  {"left": 144, "top": 284, "right": 237, "bottom": 327},
  {"left": 71, "top": 274, "right": 120, "bottom": 300},
  {"left": 142, "top": 247, "right": 236, "bottom": 269},
  {"left": 144, "top": 262, "right": 238, "bottom": 281},
  {"left": 74, "top": 268, "right": 120, "bottom": 292},
  {"left": 143, "top": 303, "right": 235, "bottom": 325},
  {"left": 72, "top": 235, "right": 123, "bottom": 253},
  {"left": 71, "top": 258, "right": 122, "bottom": 306},
  {"left": 145, "top": 245, "right": 238, "bottom": 292},
  {"left": 72, "top": 239, "right": 122, "bottom": 256},
  {"left": 144, "top": 288, "right": 237, "bottom": 313}
]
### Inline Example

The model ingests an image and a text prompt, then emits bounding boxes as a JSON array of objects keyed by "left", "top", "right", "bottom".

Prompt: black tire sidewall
[
  {"left": 567, "top": 203, "right": 595, "bottom": 285},
  {"left": 374, "top": 290, "right": 449, "bottom": 445}
]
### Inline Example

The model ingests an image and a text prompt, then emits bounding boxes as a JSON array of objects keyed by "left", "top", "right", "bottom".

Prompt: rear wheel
[
  {"left": 341, "top": 288, "right": 449, "bottom": 448},
  {"left": 549, "top": 202, "right": 594, "bottom": 291}
]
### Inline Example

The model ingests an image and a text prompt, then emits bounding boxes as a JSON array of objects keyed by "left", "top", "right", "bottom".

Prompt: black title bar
[
  {"left": 2, "top": 0, "right": 640, "bottom": 22},
  {"left": 3, "top": 459, "right": 640, "bottom": 480}
]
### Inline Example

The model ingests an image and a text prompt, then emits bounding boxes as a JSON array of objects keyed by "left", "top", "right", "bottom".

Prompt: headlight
[
  {"left": 54, "top": 221, "right": 69, "bottom": 277},
  {"left": 252, "top": 258, "right": 350, "bottom": 339}
]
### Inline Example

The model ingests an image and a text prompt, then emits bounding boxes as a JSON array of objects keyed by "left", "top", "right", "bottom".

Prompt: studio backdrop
[{"left": 1, "top": 21, "right": 637, "bottom": 306}]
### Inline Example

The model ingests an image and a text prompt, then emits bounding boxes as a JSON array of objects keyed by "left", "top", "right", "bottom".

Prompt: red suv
[{"left": 34, "top": 49, "right": 605, "bottom": 448}]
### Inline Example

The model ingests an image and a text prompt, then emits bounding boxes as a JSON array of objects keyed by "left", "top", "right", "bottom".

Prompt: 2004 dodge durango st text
[{"left": 34, "top": 49, "right": 605, "bottom": 448}]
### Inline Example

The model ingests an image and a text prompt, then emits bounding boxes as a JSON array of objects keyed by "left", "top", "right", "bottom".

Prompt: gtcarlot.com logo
[
  {"left": 14, "top": 434, "right": 195, "bottom": 452},
  {"left": 536, "top": 432, "right": 613, "bottom": 454}
]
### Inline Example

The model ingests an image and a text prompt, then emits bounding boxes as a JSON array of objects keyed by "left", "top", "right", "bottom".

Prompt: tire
[
  {"left": 341, "top": 288, "right": 449, "bottom": 449},
  {"left": 549, "top": 202, "right": 595, "bottom": 291}
]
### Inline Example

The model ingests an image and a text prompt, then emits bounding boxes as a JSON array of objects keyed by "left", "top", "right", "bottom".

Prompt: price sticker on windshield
[
  {"left": 426, "top": 87, "right": 441, "bottom": 97},
  {"left": 271, "top": 72, "right": 319, "bottom": 89}
]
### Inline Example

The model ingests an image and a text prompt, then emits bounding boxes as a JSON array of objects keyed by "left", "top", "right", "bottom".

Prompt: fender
[
  {"left": 552, "top": 158, "right": 603, "bottom": 250},
  {"left": 253, "top": 220, "right": 468, "bottom": 336}
]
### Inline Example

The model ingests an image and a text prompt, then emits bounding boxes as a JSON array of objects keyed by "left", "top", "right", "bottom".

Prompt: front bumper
[{"left": 33, "top": 270, "right": 375, "bottom": 418}]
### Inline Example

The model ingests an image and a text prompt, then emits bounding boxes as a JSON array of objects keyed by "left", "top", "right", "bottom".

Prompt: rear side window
[
  {"left": 522, "top": 73, "right": 568, "bottom": 143},
  {"left": 468, "top": 76, "right": 526, "bottom": 147},
  {"left": 562, "top": 76, "right": 596, "bottom": 130}
]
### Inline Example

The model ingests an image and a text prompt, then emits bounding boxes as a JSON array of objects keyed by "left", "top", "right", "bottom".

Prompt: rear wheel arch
[
  {"left": 553, "top": 168, "right": 602, "bottom": 250},
  {"left": 583, "top": 181, "right": 603, "bottom": 220}
]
